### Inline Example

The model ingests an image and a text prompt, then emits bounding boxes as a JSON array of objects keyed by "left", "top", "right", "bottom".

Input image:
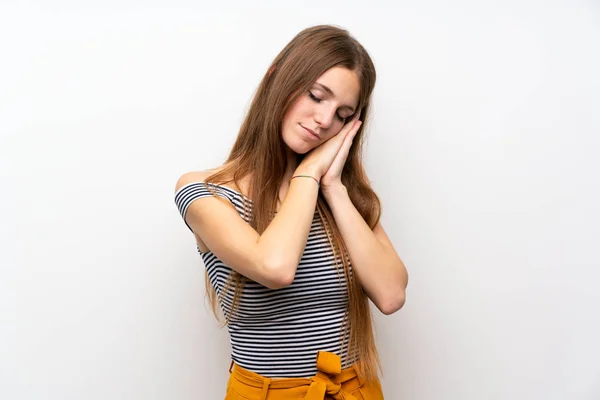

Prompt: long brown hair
[{"left": 204, "top": 25, "right": 382, "bottom": 382}]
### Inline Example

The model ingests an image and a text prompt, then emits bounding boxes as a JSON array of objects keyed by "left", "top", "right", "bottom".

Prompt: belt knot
[{"left": 305, "top": 352, "right": 357, "bottom": 400}]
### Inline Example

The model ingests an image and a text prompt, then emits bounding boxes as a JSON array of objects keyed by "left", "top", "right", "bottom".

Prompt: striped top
[{"left": 174, "top": 181, "right": 355, "bottom": 378}]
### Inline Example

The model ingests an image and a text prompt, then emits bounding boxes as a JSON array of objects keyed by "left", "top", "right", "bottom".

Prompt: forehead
[{"left": 314, "top": 66, "right": 360, "bottom": 108}]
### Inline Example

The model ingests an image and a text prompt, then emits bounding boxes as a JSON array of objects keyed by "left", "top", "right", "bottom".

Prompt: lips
[{"left": 301, "top": 125, "right": 319, "bottom": 140}]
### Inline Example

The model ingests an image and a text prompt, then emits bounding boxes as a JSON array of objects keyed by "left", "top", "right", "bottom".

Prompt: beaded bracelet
[{"left": 291, "top": 174, "right": 320, "bottom": 187}]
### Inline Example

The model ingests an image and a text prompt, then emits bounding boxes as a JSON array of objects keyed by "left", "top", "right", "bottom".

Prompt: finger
[
  {"left": 333, "top": 121, "right": 361, "bottom": 167},
  {"left": 349, "top": 120, "right": 362, "bottom": 140},
  {"left": 328, "top": 119, "right": 356, "bottom": 147},
  {"left": 353, "top": 119, "right": 362, "bottom": 134},
  {"left": 340, "top": 113, "right": 361, "bottom": 135},
  {"left": 341, "top": 127, "right": 356, "bottom": 154},
  {"left": 328, "top": 115, "right": 362, "bottom": 152},
  {"left": 327, "top": 133, "right": 353, "bottom": 175},
  {"left": 341, "top": 117, "right": 362, "bottom": 141}
]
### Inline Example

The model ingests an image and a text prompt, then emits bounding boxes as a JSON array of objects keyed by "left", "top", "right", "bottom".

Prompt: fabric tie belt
[
  {"left": 229, "top": 351, "right": 361, "bottom": 399},
  {"left": 305, "top": 351, "right": 358, "bottom": 399}
]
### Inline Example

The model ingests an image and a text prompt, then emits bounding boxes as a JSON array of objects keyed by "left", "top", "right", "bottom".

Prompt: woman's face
[{"left": 281, "top": 66, "right": 360, "bottom": 155}]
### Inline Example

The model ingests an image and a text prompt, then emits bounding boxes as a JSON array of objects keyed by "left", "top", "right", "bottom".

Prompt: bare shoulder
[
  {"left": 175, "top": 165, "right": 250, "bottom": 197},
  {"left": 174, "top": 167, "right": 236, "bottom": 253},
  {"left": 174, "top": 167, "right": 226, "bottom": 193},
  {"left": 175, "top": 170, "right": 210, "bottom": 192}
]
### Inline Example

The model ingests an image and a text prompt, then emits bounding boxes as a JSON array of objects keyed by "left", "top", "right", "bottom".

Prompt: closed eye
[
  {"left": 308, "top": 91, "right": 322, "bottom": 103},
  {"left": 308, "top": 91, "right": 348, "bottom": 122}
]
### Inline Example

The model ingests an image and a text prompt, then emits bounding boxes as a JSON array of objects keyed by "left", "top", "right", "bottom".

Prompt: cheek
[
  {"left": 323, "top": 120, "right": 346, "bottom": 139},
  {"left": 286, "top": 96, "right": 312, "bottom": 120}
]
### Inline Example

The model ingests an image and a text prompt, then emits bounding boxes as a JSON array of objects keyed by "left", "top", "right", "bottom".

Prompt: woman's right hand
[{"left": 297, "top": 114, "right": 362, "bottom": 178}]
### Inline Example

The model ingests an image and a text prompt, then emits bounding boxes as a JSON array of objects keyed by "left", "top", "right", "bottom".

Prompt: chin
[
  {"left": 290, "top": 145, "right": 311, "bottom": 155},
  {"left": 284, "top": 136, "right": 313, "bottom": 155}
]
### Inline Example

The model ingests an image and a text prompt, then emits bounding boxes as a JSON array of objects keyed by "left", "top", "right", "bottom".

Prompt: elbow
[
  {"left": 261, "top": 261, "right": 296, "bottom": 290},
  {"left": 266, "top": 275, "right": 295, "bottom": 290},
  {"left": 379, "top": 268, "right": 409, "bottom": 315},
  {"left": 378, "top": 290, "right": 406, "bottom": 315}
]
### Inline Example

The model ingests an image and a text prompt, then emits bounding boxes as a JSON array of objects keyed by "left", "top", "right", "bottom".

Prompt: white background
[{"left": 1, "top": 1, "right": 599, "bottom": 399}]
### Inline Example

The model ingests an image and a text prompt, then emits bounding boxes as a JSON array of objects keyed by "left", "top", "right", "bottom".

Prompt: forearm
[
  {"left": 257, "top": 166, "right": 320, "bottom": 283},
  {"left": 323, "top": 185, "right": 408, "bottom": 314}
]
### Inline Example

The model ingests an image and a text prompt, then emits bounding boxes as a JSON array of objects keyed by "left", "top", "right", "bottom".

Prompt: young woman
[{"left": 175, "top": 25, "right": 408, "bottom": 399}]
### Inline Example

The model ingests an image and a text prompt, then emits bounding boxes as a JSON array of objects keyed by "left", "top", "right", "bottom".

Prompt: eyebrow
[{"left": 314, "top": 82, "right": 356, "bottom": 113}]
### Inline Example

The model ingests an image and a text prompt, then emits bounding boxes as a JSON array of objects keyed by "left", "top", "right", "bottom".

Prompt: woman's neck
[
  {"left": 283, "top": 149, "right": 301, "bottom": 182},
  {"left": 278, "top": 151, "right": 303, "bottom": 206}
]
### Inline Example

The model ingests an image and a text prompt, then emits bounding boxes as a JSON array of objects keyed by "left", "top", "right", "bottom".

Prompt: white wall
[{"left": 1, "top": 1, "right": 599, "bottom": 399}]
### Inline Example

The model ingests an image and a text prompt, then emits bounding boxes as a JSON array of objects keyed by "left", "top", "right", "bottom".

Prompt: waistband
[{"left": 228, "top": 351, "right": 364, "bottom": 399}]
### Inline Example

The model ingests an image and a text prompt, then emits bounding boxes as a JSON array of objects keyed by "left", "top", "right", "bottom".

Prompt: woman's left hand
[{"left": 320, "top": 119, "right": 361, "bottom": 193}]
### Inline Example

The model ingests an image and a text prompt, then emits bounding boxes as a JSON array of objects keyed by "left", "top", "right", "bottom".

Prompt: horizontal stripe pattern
[{"left": 175, "top": 182, "right": 354, "bottom": 378}]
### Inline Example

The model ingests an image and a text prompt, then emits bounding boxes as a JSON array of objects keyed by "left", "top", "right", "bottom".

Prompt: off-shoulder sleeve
[{"left": 174, "top": 182, "right": 233, "bottom": 232}]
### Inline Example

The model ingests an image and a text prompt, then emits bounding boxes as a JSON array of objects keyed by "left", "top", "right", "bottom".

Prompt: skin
[
  {"left": 177, "top": 65, "right": 408, "bottom": 312},
  {"left": 280, "top": 66, "right": 362, "bottom": 199},
  {"left": 279, "top": 66, "right": 407, "bottom": 314}
]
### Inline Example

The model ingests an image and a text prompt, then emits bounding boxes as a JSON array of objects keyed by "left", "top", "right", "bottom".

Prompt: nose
[{"left": 313, "top": 105, "right": 335, "bottom": 130}]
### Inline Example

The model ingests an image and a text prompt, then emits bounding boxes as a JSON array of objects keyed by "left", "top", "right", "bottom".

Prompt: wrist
[
  {"left": 321, "top": 182, "right": 347, "bottom": 199},
  {"left": 294, "top": 164, "right": 321, "bottom": 180}
]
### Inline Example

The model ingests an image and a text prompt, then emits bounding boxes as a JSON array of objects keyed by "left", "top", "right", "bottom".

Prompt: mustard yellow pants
[{"left": 224, "top": 351, "right": 384, "bottom": 399}]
